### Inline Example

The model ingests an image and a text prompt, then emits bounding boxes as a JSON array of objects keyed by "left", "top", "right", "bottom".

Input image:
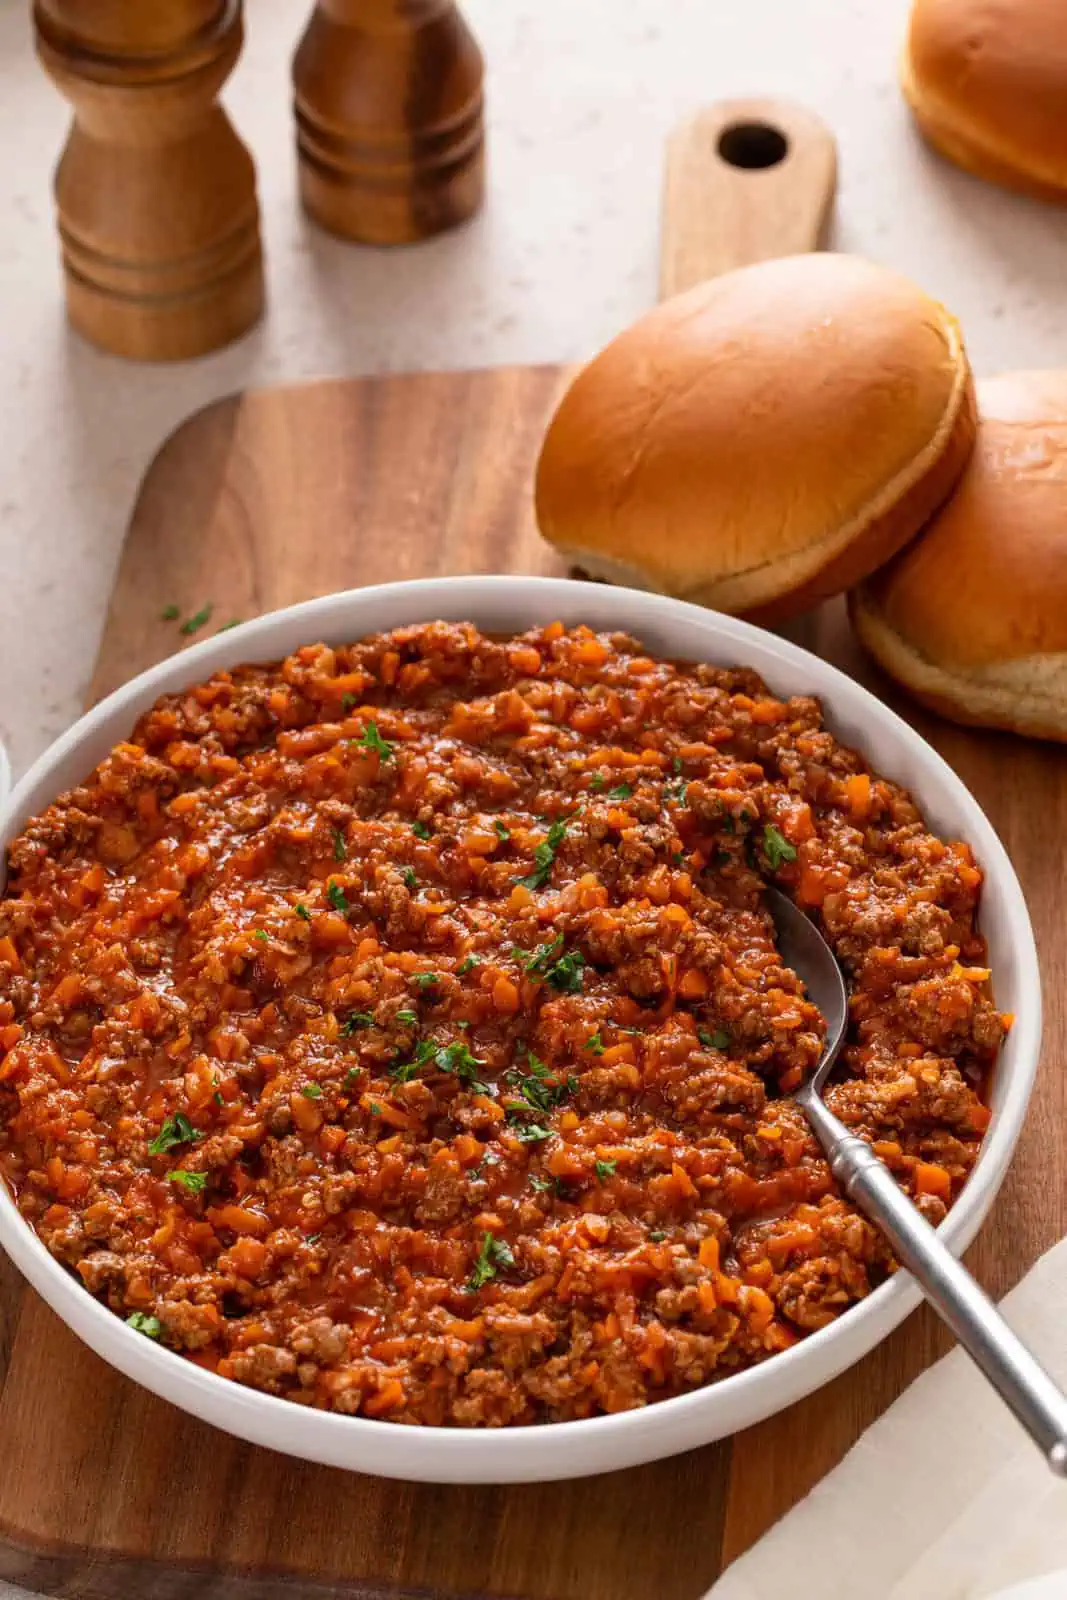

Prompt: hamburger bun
[
  {"left": 851, "top": 371, "right": 1067, "bottom": 742},
  {"left": 903, "top": 0, "right": 1067, "bottom": 202},
  {"left": 535, "top": 253, "right": 975, "bottom": 624}
]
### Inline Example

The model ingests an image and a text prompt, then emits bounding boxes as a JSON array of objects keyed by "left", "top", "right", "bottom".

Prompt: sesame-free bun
[
  {"left": 534, "top": 253, "right": 975, "bottom": 624},
  {"left": 903, "top": 0, "right": 1067, "bottom": 201},
  {"left": 851, "top": 371, "right": 1067, "bottom": 742}
]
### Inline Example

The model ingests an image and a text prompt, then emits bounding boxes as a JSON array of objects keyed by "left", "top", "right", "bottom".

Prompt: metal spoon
[{"left": 765, "top": 884, "right": 1067, "bottom": 1473}]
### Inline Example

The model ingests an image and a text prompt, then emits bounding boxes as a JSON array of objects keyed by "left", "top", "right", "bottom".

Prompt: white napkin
[{"left": 709, "top": 1236, "right": 1067, "bottom": 1600}]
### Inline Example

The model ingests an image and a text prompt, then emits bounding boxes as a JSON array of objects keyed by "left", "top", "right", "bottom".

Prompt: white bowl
[{"left": 0, "top": 577, "right": 1041, "bottom": 1483}]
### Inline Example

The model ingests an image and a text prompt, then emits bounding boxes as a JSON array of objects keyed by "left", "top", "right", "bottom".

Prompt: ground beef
[{"left": 0, "top": 621, "right": 1004, "bottom": 1426}]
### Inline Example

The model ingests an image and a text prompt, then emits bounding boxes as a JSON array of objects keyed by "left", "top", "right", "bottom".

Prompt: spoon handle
[{"left": 805, "top": 1094, "right": 1067, "bottom": 1473}]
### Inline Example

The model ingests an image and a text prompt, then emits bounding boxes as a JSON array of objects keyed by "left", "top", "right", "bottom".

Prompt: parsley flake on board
[
  {"left": 412, "top": 820, "right": 432, "bottom": 840},
  {"left": 594, "top": 1159, "right": 617, "bottom": 1181},
  {"left": 763, "top": 824, "right": 798, "bottom": 868},
  {"left": 332, "top": 829, "right": 347, "bottom": 861},
  {"left": 517, "top": 818, "right": 567, "bottom": 890},
  {"left": 467, "top": 1232, "right": 515, "bottom": 1291},
  {"left": 179, "top": 603, "right": 213, "bottom": 636},
  {"left": 127, "top": 1312, "right": 163, "bottom": 1339},
  {"left": 327, "top": 880, "right": 350, "bottom": 914},
  {"left": 167, "top": 1169, "right": 207, "bottom": 1194},
  {"left": 217, "top": 619, "right": 241, "bottom": 632},
  {"left": 354, "top": 720, "right": 394, "bottom": 761},
  {"left": 149, "top": 1112, "right": 200, "bottom": 1156},
  {"left": 160, "top": 603, "right": 180, "bottom": 621}
]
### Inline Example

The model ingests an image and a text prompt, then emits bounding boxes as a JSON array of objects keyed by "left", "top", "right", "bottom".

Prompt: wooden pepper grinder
[
  {"left": 292, "top": 0, "right": 485, "bottom": 245},
  {"left": 33, "top": 0, "right": 264, "bottom": 361}
]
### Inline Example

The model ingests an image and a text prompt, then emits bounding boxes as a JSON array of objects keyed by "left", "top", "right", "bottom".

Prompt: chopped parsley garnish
[
  {"left": 671, "top": 851, "right": 685, "bottom": 867},
  {"left": 344, "top": 1066, "right": 359, "bottom": 1086},
  {"left": 295, "top": 903, "right": 311, "bottom": 921},
  {"left": 699, "top": 1028, "right": 732, "bottom": 1051},
  {"left": 127, "top": 1312, "right": 163, "bottom": 1339},
  {"left": 412, "top": 971, "right": 440, "bottom": 990},
  {"left": 400, "top": 867, "right": 417, "bottom": 890},
  {"left": 391, "top": 1040, "right": 436, "bottom": 1082},
  {"left": 302, "top": 1082, "right": 323, "bottom": 1100},
  {"left": 354, "top": 720, "right": 394, "bottom": 761},
  {"left": 214, "top": 1090, "right": 224, "bottom": 1106},
  {"left": 149, "top": 1112, "right": 200, "bottom": 1156},
  {"left": 666, "top": 778, "right": 689, "bottom": 805},
  {"left": 513, "top": 1120, "right": 553, "bottom": 1144},
  {"left": 608, "top": 783, "right": 633, "bottom": 801},
  {"left": 395, "top": 1009, "right": 419, "bottom": 1026},
  {"left": 517, "top": 818, "right": 567, "bottom": 890},
  {"left": 435, "top": 1041, "right": 487, "bottom": 1092},
  {"left": 467, "top": 1231, "right": 515, "bottom": 1291},
  {"left": 167, "top": 1169, "right": 207, "bottom": 1193},
  {"left": 218, "top": 619, "right": 241, "bottom": 632},
  {"left": 545, "top": 947, "right": 585, "bottom": 993},
  {"left": 672, "top": 756, "right": 683, "bottom": 774},
  {"left": 522, "top": 933, "right": 564, "bottom": 974},
  {"left": 763, "top": 824, "right": 798, "bottom": 868},
  {"left": 529, "top": 1174, "right": 554, "bottom": 1193},
  {"left": 457, "top": 954, "right": 480, "bottom": 975},
  {"left": 585, "top": 1031, "right": 605, "bottom": 1055},
  {"left": 341, "top": 1011, "right": 373, "bottom": 1035},
  {"left": 505, "top": 1052, "right": 571, "bottom": 1117},
  {"left": 368, "top": 1101, "right": 383, "bottom": 1116},
  {"left": 412, "top": 820, "right": 432, "bottom": 840},
  {"left": 326, "top": 880, "right": 350, "bottom": 914},
  {"left": 306, "top": 1233, "right": 321, "bottom": 1245},
  {"left": 493, "top": 819, "right": 511, "bottom": 842},
  {"left": 253, "top": 929, "right": 268, "bottom": 943},
  {"left": 589, "top": 774, "right": 605, "bottom": 791},
  {"left": 160, "top": 603, "right": 180, "bottom": 622},
  {"left": 332, "top": 829, "right": 347, "bottom": 861},
  {"left": 341, "top": 692, "right": 357, "bottom": 713},
  {"left": 594, "top": 1159, "right": 617, "bottom": 1181},
  {"left": 649, "top": 1230, "right": 667, "bottom": 1242},
  {"left": 179, "top": 602, "right": 213, "bottom": 636}
]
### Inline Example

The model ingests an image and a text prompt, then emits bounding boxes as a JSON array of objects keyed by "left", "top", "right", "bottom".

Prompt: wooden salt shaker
[
  {"left": 34, "top": 0, "right": 264, "bottom": 362},
  {"left": 292, "top": 0, "right": 485, "bottom": 245}
]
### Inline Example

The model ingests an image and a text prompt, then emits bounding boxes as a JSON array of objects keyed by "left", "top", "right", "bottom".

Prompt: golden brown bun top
[
  {"left": 535, "top": 253, "right": 968, "bottom": 614},
  {"left": 905, "top": 0, "right": 1067, "bottom": 184},
  {"left": 863, "top": 371, "right": 1067, "bottom": 668}
]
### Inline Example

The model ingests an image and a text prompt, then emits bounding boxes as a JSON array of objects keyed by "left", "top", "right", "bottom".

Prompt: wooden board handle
[{"left": 659, "top": 97, "right": 837, "bottom": 299}]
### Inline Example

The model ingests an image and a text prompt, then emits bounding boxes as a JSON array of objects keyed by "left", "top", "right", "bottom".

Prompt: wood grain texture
[
  {"left": 660, "top": 99, "right": 837, "bottom": 298},
  {"left": 2, "top": 363, "right": 1065, "bottom": 1599},
  {"left": 34, "top": 0, "right": 264, "bottom": 361},
  {"left": 292, "top": 0, "right": 485, "bottom": 245}
]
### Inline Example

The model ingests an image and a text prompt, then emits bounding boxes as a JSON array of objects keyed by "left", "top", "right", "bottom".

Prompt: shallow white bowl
[{"left": 0, "top": 577, "right": 1041, "bottom": 1483}]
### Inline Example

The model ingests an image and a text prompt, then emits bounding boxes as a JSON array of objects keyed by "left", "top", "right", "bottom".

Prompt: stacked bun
[
  {"left": 851, "top": 373, "right": 1067, "bottom": 741},
  {"left": 903, "top": 0, "right": 1067, "bottom": 202},
  {"left": 536, "top": 253, "right": 975, "bottom": 625}
]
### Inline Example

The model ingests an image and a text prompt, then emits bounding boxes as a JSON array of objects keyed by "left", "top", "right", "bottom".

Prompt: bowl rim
[{"left": 0, "top": 575, "right": 1043, "bottom": 1483}]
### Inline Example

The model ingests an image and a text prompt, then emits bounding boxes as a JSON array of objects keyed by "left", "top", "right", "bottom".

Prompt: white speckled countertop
[{"left": 0, "top": 0, "right": 1065, "bottom": 1585}]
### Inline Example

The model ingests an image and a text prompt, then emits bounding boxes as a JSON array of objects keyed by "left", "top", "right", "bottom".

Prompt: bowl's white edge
[{"left": 0, "top": 576, "right": 1043, "bottom": 1483}]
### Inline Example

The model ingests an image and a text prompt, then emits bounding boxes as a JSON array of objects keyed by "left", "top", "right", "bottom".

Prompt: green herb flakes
[
  {"left": 493, "top": 819, "right": 511, "bottom": 842},
  {"left": 295, "top": 903, "right": 311, "bottom": 922},
  {"left": 354, "top": 720, "right": 394, "bottom": 761},
  {"left": 326, "top": 880, "right": 350, "bottom": 915},
  {"left": 412, "top": 971, "right": 440, "bottom": 990},
  {"left": 302, "top": 1082, "right": 323, "bottom": 1100},
  {"left": 699, "top": 1028, "right": 731, "bottom": 1051},
  {"left": 585, "top": 1031, "right": 605, "bottom": 1055},
  {"left": 608, "top": 783, "right": 633, "bottom": 801},
  {"left": 179, "top": 603, "right": 213, "bottom": 636},
  {"left": 400, "top": 867, "right": 417, "bottom": 890},
  {"left": 412, "top": 820, "right": 432, "bottom": 840},
  {"left": 341, "top": 1011, "right": 373, "bottom": 1035},
  {"left": 594, "top": 1159, "right": 617, "bottom": 1181},
  {"left": 467, "top": 1231, "right": 515, "bottom": 1291},
  {"left": 457, "top": 954, "right": 480, "bottom": 975},
  {"left": 148, "top": 1112, "right": 200, "bottom": 1156},
  {"left": 517, "top": 818, "right": 567, "bottom": 891},
  {"left": 332, "top": 829, "right": 347, "bottom": 861},
  {"left": 127, "top": 1312, "right": 163, "bottom": 1339},
  {"left": 341, "top": 692, "right": 357, "bottom": 713},
  {"left": 167, "top": 1169, "right": 207, "bottom": 1194},
  {"left": 763, "top": 824, "right": 798, "bottom": 868},
  {"left": 160, "top": 603, "right": 180, "bottom": 622}
]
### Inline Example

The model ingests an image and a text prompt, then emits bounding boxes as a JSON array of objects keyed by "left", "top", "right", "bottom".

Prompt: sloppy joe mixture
[{"left": 0, "top": 622, "right": 1005, "bottom": 1425}]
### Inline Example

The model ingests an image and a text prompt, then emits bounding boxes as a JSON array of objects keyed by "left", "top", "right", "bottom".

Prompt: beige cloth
[{"left": 710, "top": 1237, "right": 1067, "bottom": 1600}]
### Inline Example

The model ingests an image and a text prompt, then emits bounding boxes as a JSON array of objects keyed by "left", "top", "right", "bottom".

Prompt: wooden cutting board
[{"left": 2, "top": 99, "right": 1066, "bottom": 1600}]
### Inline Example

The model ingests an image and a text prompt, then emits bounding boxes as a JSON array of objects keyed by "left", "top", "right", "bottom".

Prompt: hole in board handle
[{"left": 717, "top": 122, "right": 789, "bottom": 170}]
